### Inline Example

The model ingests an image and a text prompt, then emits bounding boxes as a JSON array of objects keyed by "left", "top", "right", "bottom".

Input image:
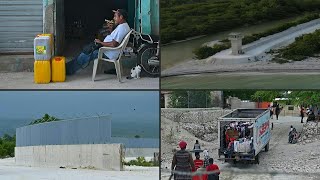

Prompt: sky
[
  {"left": 0, "top": 91, "right": 158, "bottom": 120},
  {"left": 0, "top": 91, "right": 159, "bottom": 137}
]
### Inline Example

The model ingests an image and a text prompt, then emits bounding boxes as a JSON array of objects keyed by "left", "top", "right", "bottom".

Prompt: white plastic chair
[{"left": 92, "top": 29, "right": 133, "bottom": 83}]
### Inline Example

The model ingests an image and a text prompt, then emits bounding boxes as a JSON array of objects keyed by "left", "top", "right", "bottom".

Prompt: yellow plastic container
[
  {"left": 51, "top": 56, "right": 66, "bottom": 82},
  {"left": 34, "top": 60, "right": 51, "bottom": 84}
]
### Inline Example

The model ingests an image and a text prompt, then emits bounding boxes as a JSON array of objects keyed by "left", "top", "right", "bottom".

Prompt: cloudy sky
[{"left": 0, "top": 91, "right": 159, "bottom": 137}]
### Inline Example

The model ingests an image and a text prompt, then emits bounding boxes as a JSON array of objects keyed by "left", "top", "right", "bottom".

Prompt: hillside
[{"left": 0, "top": 118, "right": 32, "bottom": 137}]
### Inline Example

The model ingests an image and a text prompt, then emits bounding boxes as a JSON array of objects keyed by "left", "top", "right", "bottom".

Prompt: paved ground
[
  {"left": 161, "top": 71, "right": 320, "bottom": 89},
  {"left": 0, "top": 71, "right": 159, "bottom": 89},
  {"left": 0, "top": 158, "right": 159, "bottom": 180}
]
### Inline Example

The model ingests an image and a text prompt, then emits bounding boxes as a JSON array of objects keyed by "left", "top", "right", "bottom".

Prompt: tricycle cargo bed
[{"left": 218, "top": 108, "right": 271, "bottom": 164}]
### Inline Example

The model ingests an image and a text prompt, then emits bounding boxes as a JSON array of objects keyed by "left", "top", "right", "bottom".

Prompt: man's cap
[
  {"left": 179, "top": 141, "right": 187, "bottom": 149},
  {"left": 113, "top": 9, "right": 128, "bottom": 20}
]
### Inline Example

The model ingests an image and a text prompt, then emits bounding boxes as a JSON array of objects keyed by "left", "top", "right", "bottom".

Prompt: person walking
[
  {"left": 203, "top": 150, "right": 210, "bottom": 168},
  {"left": 193, "top": 140, "right": 201, "bottom": 156},
  {"left": 300, "top": 106, "right": 304, "bottom": 123},
  {"left": 275, "top": 104, "right": 280, "bottom": 120},
  {"left": 193, "top": 154, "right": 204, "bottom": 171},
  {"left": 269, "top": 105, "right": 274, "bottom": 119},
  {"left": 171, "top": 141, "right": 195, "bottom": 180}
]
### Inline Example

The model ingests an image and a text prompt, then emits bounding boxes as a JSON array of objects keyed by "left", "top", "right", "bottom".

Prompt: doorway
[{"left": 55, "top": 0, "right": 134, "bottom": 58}]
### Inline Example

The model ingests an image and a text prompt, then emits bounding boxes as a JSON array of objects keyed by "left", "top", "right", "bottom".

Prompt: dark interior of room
[{"left": 63, "top": 0, "right": 129, "bottom": 58}]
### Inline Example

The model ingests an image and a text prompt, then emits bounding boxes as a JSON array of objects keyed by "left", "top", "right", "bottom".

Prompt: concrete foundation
[{"left": 15, "top": 144, "right": 124, "bottom": 171}]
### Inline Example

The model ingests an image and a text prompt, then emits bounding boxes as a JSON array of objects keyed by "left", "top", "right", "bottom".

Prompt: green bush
[
  {"left": 276, "top": 30, "right": 320, "bottom": 61},
  {"left": 274, "top": 29, "right": 320, "bottom": 62},
  {"left": 124, "top": 157, "right": 158, "bottom": 167},
  {"left": 193, "top": 46, "right": 216, "bottom": 59},
  {"left": 0, "top": 134, "right": 15, "bottom": 158},
  {"left": 193, "top": 43, "right": 231, "bottom": 59}
]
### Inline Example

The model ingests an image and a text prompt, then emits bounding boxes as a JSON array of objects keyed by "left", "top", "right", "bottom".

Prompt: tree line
[
  {"left": 161, "top": 0, "right": 320, "bottom": 44},
  {"left": 168, "top": 91, "right": 320, "bottom": 108}
]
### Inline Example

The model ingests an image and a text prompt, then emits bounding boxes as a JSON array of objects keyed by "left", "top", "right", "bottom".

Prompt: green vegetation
[
  {"left": 272, "top": 29, "right": 320, "bottom": 62},
  {"left": 193, "top": 43, "right": 230, "bottom": 59},
  {"left": 168, "top": 90, "right": 320, "bottom": 106},
  {"left": 168, "top": 91, "right": 212, "bottom": 108},
  {"left": 161, "top": 0, "right": 320, "bottom": 44},
  {"left": 251, "top": 91, "right": 284, "bottom": 102},
  {"left": 168, "top": 90, "right": 294, "bottom": 106},
  {"left": 289, "top": 91, "right": 320, "bottom": 105},
  {"left": 29, "top": 114, "right": 61, "bottom": 125},
  {"left": 193, "top": 13, "right": 320, "bottom": 59},
  {"left": 124, "top": 157, "right": 159, "bottom": 167},
  {"left": 0, "top": 134, "right": 15, "bottom": 158}
]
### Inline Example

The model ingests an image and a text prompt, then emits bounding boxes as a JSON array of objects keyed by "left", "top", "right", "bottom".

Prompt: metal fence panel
[
  {"left": 16, "top": 116, "right": 112, "bottom": 147},
  {"left": 16, "top": 116, "right": 158, "bottom": 149}
]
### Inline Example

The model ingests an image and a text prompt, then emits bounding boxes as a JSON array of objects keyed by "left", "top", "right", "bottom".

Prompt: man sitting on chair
[{"left": 66, "top": 9, "right": 130, "bottom": 75}]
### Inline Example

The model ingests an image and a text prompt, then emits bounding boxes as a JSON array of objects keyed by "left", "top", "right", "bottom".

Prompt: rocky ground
[{"left": 161, "top": 114, "right": 320, "bottom": 180}]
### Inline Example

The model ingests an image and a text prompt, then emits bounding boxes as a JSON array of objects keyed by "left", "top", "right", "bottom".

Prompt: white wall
[{"left": 15, "top": 144, "right": 124, "bottom": 171}]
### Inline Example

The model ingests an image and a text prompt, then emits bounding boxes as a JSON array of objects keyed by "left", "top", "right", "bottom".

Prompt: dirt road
[{"left": 161, "top": 116, "right": 320, "bottom": 180}]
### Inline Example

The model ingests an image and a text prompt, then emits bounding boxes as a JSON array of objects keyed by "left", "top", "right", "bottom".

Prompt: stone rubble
[{"left": 298, "top": 121, "right": 320, "bottom": 144}]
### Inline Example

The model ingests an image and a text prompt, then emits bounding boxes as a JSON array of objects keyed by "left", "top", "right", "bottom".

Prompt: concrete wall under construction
[{"left": 15, "top": 144, "right": 124, "bottom": 171}]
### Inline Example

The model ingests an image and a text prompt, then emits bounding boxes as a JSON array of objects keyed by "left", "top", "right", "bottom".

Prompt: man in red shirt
[
  {"left": 204, "top": 158, "right": 220, "bottom": 180},
  {"left": 193, "top": 154, "right": 204, "bottom": 170}
]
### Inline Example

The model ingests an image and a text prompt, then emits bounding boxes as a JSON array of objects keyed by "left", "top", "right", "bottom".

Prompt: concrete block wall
[
  {"left": 15, "top": 144, "right": 124, "bottom": 171},
  {"left": 227, "top": 97, "right": 256, "bottom": 109}
]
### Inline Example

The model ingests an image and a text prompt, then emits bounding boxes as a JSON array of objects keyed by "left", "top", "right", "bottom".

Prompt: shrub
[
  {"left": 275, "top": 29, "right": 320, "bottom": 61},
  {"left": 193, "top": 46, "right": 216, "bottom": 59},
  {"left": 124, "top": 156, "right": 158, "bottom": 167}
]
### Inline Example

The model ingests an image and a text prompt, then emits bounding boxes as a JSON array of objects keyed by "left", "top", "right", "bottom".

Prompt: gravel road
[{"left": 161, "top": 115, "right": 320, "bottom": 180}]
